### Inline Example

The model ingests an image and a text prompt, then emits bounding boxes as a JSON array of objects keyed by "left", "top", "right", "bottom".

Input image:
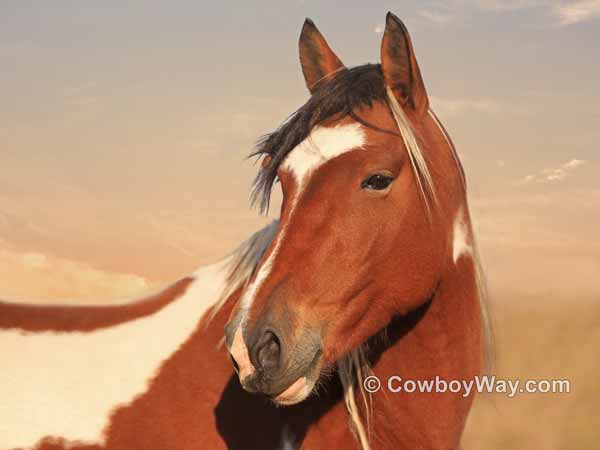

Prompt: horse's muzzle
[{"left": 225, "top": 319, "right": 322, "bottom": 403}]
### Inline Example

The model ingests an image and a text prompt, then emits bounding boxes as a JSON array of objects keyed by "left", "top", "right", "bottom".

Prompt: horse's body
[
  {"left": 0, "top": 231, "right": 357, "bottom": 450},
  {"left": 1, "top": 13, "right": 492, "bottom": 450},
  {"left": 0, "top": 259, "right": 231, "bottom": 450},
  {"left": 0, "top": 229, "right": 482, "bottom": 450}
]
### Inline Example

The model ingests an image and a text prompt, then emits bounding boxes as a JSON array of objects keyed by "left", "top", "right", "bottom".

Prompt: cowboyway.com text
[{"left": 362, "top": 375, "right": 570, "bottom": 398}]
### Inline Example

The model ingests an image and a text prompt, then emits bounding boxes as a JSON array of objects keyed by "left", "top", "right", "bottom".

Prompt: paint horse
[{"left": 0, "top": 13, "right": 492, "bottom": 450}]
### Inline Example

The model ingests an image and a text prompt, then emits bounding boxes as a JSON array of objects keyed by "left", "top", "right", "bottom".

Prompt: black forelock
[{"left": 250, "top": 64, "right": 392, "bottom": 213}]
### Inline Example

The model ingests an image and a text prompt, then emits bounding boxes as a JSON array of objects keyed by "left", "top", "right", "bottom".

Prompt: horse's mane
[
  {"left": 208, "top": 220, "right": 279, "bottom": 322},
  {"left": 213, "top": 66, "right": 494, "bottom": 450}
]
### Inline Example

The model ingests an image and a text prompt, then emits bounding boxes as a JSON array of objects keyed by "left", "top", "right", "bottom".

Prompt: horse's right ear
[{"left": 299, "top": 19, "right": 345, "bottom": 93}]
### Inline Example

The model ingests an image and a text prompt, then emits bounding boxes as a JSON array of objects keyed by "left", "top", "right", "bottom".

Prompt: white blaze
[
  {"left": 231, "top": 123, "right": 366, "bottom": 379},
  {"left": 282, "top": 123, "right": 367, "bottom": 182},
  {"left": 239, "top": 123, "right": 366, "bottom": 314}
]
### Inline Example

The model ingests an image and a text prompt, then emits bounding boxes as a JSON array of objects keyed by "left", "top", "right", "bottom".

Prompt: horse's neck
[{"left": 370, "top": 256, "right": 483, "bottom": 450}]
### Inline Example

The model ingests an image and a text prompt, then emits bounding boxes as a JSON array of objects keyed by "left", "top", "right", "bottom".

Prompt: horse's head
[{"left": 224, "top": 13, "right": 469, "bottom": 405}]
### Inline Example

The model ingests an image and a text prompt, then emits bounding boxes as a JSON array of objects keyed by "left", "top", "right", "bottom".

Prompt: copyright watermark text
[{"left": 362, "top": 375, "right": 571, "bottom": 398}]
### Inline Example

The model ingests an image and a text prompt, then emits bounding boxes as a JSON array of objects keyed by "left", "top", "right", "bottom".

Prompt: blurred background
[{"left": 1, "top": 1, "right": 598, "bottom": 448}]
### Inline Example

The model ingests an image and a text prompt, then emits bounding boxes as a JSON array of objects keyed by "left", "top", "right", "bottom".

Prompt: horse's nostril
[{"left": 256, "top": 330, "right": 281, "bottom": 373}]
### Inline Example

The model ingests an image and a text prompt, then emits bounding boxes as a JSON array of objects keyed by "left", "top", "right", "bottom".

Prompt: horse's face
[{"left": 225, "top": 14, "right": 458, "bottom": 404}]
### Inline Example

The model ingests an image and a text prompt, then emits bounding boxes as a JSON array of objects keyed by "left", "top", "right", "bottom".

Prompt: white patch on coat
[
  {"left": 0, "top": 258, "right": 232, "bottom": 450},
  {"left": 453, "top": 206, "right": 472, "bottom": 263}
]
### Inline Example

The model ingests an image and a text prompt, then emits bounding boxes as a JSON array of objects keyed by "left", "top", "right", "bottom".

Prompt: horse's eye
[{"left": 361, "top": 174, "right": 394, "bottom": 191}]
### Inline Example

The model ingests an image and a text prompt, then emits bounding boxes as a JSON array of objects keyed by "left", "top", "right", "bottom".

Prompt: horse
[{"left": 0, "top": 12, "right": 492, "bottom": 450}]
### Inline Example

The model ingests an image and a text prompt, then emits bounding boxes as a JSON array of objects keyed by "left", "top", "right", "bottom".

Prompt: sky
[{"left": 0, "top": 1, "right": 598, "bottom": 302}]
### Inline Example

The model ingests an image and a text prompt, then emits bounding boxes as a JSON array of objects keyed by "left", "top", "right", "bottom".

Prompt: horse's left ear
[
  {"left": 381, "top": 12, "right": 429, "bottom": 119},
  {"left": 299, "top": 18, "right": 346, "bottom": 93}
]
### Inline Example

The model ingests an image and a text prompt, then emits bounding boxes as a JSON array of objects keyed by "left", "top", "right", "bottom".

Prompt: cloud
[
  {"left": 430, "top": 96, "right": 504, "bottom": 116},
  {"left": 418, "top": 8, "right": 455, "bottom": 25},
  {"left": 422, "top": 1, "right": 600, "bottom": 27},
  {"left": 477, "top": 0, "right": 600, "bottom": 26},
  {"left": 21, "top": 252, "right": 48, "bottom": 269},
  {"left": 518, "top": 158, "right": 587, "bottom": 184},
  {"left": 473, "top": 0, "right": 543, "bottom": 11},
  {"left": 554, "top": 0, "right": 600, "bottom": 25},
  {"left": 430, "top": 95, "right": 533, "bottom": 117},
  {"left": 0, "top": 246, "right": 153, "bottom": 303},
  {"left": 520, "top": 174, "right": 536, "bottom": 184},
  {"left": 563, "top": 158, "right": 586, "bottom": 169}
]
